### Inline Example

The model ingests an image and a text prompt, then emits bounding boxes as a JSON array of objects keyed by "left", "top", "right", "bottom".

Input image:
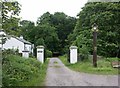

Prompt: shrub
[
  {"left": 72, "top": 34, "right": 91, "bottom": 61},
  {"left": 79, "top": 45, "right": 89, "bottom": 61},
  {"left": 2, "top": 54, "right": 42, "bottom": 86},
  {"left": 45, "top": 50, "right": 52, "bottom": 58},
  {"left": 2, "top": 49, "right": 19, "bottom": 58}
]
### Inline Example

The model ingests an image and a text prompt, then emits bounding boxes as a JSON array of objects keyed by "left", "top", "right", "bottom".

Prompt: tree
[
  {"left": 37, "top": 12, "right": 77, "bottom": 54},
  {"left": 35, "top": 24, "right": 59, "bottom": 52},
  {"left": 0, "top": 1, "right": 2, "bottom": 29},
  {"left": 36, "top": 38, "right": 45, "bottom": 47},
  {"left": 73, "top": 33, "right": 92, "bottom": 60},
  {"left": 19, "top": 20, "right": 59, "bottom": 55},
  {"left": 69, "top": 2, "right": 120, "bottom": 57},
  {"left": 37, "top": 12, "right": 52, "bottom": 25},
  {"left": 2, "top": 1, "right": 21, "bottom": 35},
  {"left": 19, "top": 20, "right": 35, "bottom": 43},
  {"left": 2, "top": 1, "right": 21, "bottom": 22}
]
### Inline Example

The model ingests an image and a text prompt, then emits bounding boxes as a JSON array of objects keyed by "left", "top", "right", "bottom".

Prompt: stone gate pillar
[
  {"left": 37, "top": 46, "right": 44, "bottom": 63},
  {"left": 70, "top": 46, "right": 78, "bottom": 64}
]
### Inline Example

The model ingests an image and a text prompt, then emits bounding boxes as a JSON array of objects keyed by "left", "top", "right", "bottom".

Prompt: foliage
[
  {"left": 3, "top": 17, "right": 20, "bottom": 35},
  {"left": 19, "top": 12, "right": 76, "bottom": 55},
  {"left": 19, "top": 20, "right": 35, "bottom": 42},
  {"left": 2, "top": 1, "right": 21, "bottom": 21},
  {"left": 0, "top": 34, "right": 7, "bottom": 45},
  {"left": 36, "top": 38, "right": 45, "bottom": 47},
  {"left": 59, "top": 55, "right": 118, "bottom": 75},
  {"left": 2, "top": 49, "right": 19, "bottom": 57},
  {"left": 45, "top": 50, "right": 52, "bottom": 58},
  {"left": 105, "top": 57, "right": 119, "bottom": 62},
  {"left": 19, "top": 20, "right": 59, "bottom": 53},
  {"left": 35, "top": 24, "right": 59, "bottom": 52},
  {"left": 21, "top": 58, "right": 49, "bottom": 86},
  {"left": 72, "top": 33, "right": 92, "bottom": 60},
  {"left": 2, "top": 1, "right": 21, "bottom": 35},
  {"left": 2, "top": 54, "right": 43, "bottom": 86},
  {"left": 36, "top": 12, "right": 77, "bottom": 54},
  {"left": 37, "top": 12, "right": 52, "bottom": 25},
  {"left": 68, "top": 2, "right": 120, "bottom": 57}
]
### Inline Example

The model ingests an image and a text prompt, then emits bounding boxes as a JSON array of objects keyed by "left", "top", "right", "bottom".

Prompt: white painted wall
[
  {"left": 25, "top": 44, "right": 32, "bottom": 53},
  {"left": 3, "top": 37, "right": 33, "bottom": 53},
  {"left": 22, "top": 51, "right": 29, "bottom": 58},
  {"left": 70, "top": 46, "right": 78, "bottom": 64},
  {"left": 3, "top": 37, "right": 24, "bottom": 53},
  {"left": 37, "top": 46, "right": 44, "bottom": 63}
]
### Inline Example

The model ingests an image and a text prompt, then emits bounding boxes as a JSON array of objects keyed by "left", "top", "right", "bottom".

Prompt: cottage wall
[
  {"left": 3, "top": 37, "right": 24, "bottom": 53},
  {"left": 25, "top": 44, "right": 32, "bottom": 53}
]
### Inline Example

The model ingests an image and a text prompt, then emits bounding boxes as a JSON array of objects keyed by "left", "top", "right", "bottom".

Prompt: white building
[
  {"left": 0, "top": 30, "right": 34, "bottom": 54},
  {"left": 3, "top": 35, "right": 34, "bottom": 54}
]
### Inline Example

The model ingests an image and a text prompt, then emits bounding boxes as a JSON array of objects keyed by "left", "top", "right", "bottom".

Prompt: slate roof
[
  {"left": 8, "top": 35, "right": 32, "bottom": 45},
  {"left": 0, "top": 30, "right": 32, "bottom": 45},
  {"left": 15, "top": 37, "right": 32, "bottom": 45}
]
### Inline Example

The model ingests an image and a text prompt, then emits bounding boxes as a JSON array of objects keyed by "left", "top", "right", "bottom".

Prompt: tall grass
[{"left": 59, "top": 55, "right": 119, "bottom": 75}]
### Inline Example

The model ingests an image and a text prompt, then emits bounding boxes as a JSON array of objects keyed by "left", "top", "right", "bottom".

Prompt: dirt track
[{"left": 45, "top": 58, "right": 119, "bottom": 86}]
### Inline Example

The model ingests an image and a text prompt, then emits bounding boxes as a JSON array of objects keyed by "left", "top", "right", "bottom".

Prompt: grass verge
[{"left": 59, "top": 55, "right": 119, "bottom": 75}]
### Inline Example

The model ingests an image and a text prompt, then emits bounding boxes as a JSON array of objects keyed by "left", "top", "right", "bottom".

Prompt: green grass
[
  {"left": 54, "top": 65, "right": 61, "bottom": 68},
  {"left": 105, "top": 57, "right": 119, "bottom": 62},
  {"left": 59, "top": 55, "right": 119, "bottom": 75},
  {"left": 54, "top": 61, "right": 58, "bottom": 64},
  {"left": 0, "top": 66, "right": 2, "bottom": 88}
]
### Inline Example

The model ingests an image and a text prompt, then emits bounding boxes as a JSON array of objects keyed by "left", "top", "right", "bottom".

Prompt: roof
[
  {"left": 0, "top": 30, "right": 32, "bottom": 45},
  {"left": 15, "top": 37, "right": 32, "bottom": 45},
  {"left": 8, "top": 35, "right": 32, "bottom": 45}
]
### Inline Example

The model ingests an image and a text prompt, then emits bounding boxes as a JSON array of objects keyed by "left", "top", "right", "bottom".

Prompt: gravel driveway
[{"left": 45, "top": 58, "right": 119, "bottom": 86}]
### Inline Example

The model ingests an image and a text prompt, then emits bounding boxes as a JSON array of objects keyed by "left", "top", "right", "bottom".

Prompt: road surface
[{"left": 45, "top": 58, "right": 119, "bottom": 86}]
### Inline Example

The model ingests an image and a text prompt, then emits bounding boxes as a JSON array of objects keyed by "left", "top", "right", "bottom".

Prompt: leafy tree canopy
[
  {"left": 68, "top": 2, "right": 120, "bottom": 57},
  {"left": 2, "top": 1, "right": 21, "bottom": 35},
  {"left": 36, "top": 12, "right": 77, "bottom": 54}
]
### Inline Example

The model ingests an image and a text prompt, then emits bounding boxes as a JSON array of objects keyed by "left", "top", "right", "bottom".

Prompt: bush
[
  {"left": 2, "top": 54, "right": 42, "bottom": 86},
  {"left": 45, "top": 50, "right": 52, "bottom": 58},
  {"left": 72, "top": 34, "right": 91, "bottom": 61},
  {"left": 79, "top": 45, "right": 89, "bottom": 61},
  {"left": 2, "top": 49, "right": 19, "bottom": 57}
]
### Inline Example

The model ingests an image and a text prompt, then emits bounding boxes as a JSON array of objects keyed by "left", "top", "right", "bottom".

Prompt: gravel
[{"left": 45, "top": 58, "right": 119, "bottom": 86}]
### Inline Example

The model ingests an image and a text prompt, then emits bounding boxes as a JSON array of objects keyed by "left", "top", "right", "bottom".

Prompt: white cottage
[{"left": 3, "top": 35, "right": 34, "bottom": 54}]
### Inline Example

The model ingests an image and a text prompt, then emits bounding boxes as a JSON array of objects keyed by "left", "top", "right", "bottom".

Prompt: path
[{"left": 45, "top": 58, "right": 119, "bottom": 86}]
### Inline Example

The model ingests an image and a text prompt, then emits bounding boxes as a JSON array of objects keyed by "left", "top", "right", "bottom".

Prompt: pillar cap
[
  {"left": 70, "top": 46, "right": 78, "bottom": 49},
  {"left": 37, "top": 45, "right": 44, "bottom": 49}
]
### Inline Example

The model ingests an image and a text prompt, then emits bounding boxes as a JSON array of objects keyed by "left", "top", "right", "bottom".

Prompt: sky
[{"left": 16, "top": 0, "right": 88, "bottom": 23}]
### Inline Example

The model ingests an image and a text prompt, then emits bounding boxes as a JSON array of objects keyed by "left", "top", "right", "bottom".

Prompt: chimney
[{"left": 20, "top": 35, "right": 23, "bottom": 39}]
